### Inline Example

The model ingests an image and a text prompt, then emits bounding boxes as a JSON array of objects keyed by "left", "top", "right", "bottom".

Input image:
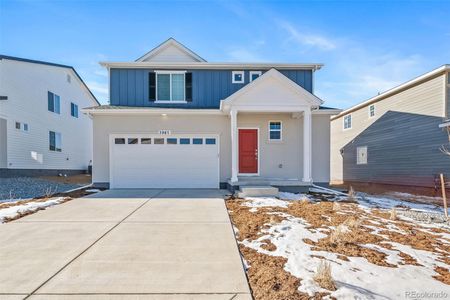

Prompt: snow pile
[
  {"left": 279, "top": 192, "right": 311, "bottom": 201},
  {"left": 0, "top": 197, "right": 66, "bottom": 223},
  {"left": 241, "top": 208, "right": 450, "bottom": 299},
  {"left": 243, "top": 197, "right": 290, "bottom": 209}
]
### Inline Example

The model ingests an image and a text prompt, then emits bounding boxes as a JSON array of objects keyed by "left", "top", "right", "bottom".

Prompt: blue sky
[{"left": 1, "top": 0, "right": 449, "bottom": 108}]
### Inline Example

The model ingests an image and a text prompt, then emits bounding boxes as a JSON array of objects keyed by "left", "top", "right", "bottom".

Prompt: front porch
[{"left": 220, "top": 69, "right": 321, "bottom": 191}]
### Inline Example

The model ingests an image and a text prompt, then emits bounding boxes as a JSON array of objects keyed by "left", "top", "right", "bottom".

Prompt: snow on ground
[
  {"left": 0, "top": 197, "right": 66, "bottom": 223},
  {"left": 237, "top": 191, "right": 449, "bottom": 299}
]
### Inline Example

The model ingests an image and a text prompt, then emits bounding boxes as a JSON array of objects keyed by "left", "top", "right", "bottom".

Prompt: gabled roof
[
  {"left": 332, "top": 64, "right": 450, "bottom": 120},
  {"left": 220, "top": 68, "right": 324, "bottom": 112},
  {"left": 135, "top": 38, "right": 207, "bottom": 63},
  {"left": 0, "top": 55, "right": 100, "bottom": 106}
]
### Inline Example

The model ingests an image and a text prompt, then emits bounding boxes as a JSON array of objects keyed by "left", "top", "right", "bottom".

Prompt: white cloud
[
  {"left": 280, "top": 21, "right": 336, "bottom": 51},
  {"left": 86, "top": 80, "right": 108, "bottom": 104}
]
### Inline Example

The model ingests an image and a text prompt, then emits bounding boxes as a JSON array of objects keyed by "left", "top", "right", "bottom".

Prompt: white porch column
[
  {"left": 230, "top": 109, "right": 238, "bottom": 183},
  {"left": 302, "top": 108, "right": 312, "bottom": 183}
]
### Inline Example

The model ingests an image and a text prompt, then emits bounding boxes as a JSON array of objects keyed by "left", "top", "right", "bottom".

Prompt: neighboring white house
[
  {"left": 0, "top": 55, "right": 99, "bottom": 176},
  {"left": 83, "top": 38, "right": 340, "bottom": 190}
]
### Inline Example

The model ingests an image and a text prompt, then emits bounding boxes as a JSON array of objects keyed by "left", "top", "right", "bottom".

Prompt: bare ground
[{"left": 226, "top": 197, "right": 450, "bottom": 299}]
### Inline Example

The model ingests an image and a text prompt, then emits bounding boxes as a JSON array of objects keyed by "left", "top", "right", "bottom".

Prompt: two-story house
[
  {"left": 331, "top": 65, "right": 450, "bottom": 192},
  {"left": 83, "top": 38, "right": 340, "bottom": 190},
  {"left": 0, "top": 55, "right": 99, "bottom": 176}
]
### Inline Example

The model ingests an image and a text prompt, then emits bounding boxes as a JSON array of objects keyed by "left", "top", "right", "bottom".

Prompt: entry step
[{"left": 237, "top": 186, "right": 279, "bottom": 198}]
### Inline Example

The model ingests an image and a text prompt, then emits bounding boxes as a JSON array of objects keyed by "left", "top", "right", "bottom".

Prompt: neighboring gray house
[
  {"left": 331, "top": 65, "right": 450, "bottom": 189},
  {"left": 0, "top": 55, "right": 99, "bottom": 177}
]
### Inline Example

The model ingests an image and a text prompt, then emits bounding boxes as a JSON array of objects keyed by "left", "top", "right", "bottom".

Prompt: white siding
[
  {"left": 0, "top": 59, "right": 97, "bottom": 170},
  {"left": 330, "top": 73, "right": 446, "bottom": 183}
]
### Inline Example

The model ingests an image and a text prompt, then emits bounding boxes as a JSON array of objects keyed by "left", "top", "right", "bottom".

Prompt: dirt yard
[{"left": 226, "top": 193, "right": 450, "bottom": 299}]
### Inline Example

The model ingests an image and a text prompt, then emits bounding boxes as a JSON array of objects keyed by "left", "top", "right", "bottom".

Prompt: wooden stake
[{"left": 440, "top": 173, "right": 448, "bottom": 219}]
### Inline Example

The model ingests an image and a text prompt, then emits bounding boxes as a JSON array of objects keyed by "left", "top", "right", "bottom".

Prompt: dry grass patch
[{"left": 314, "top": 260, "right": 337, "bottom": 291}]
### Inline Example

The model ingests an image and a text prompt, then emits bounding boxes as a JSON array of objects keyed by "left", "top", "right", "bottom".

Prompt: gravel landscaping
[{"left": 0, "top": 177, "right": 86, "bottom": 202}]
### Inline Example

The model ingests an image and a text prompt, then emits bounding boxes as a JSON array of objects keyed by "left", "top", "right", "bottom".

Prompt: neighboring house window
[
  {"left": 15, "top": 122, "right": 29, "bottom": 132},
  {"left": 232, "top": 71, "right": 244, "bottom": 83},
  {"left": 15, "top": 121, "right": 21, "bottom": 130},
  {"left": 369, "top": 105, "right": 375, "bottom": 118},
  {"left": 249, "top": 71, "right": 262, "bottom": 82},
  {"left": 343, "top": 114, "right": 352, "bottom": 129},
  {"left": 155, "top": 72, "right": 185, "bottom": 101},
  {"left": 49, "top": 131, "right": 62, "bottom": 152},
  {"left": 48, "top": 91, "right": 61, "bottom": 114},
  {"left": 71, "top": 102, "right": 79, "bottom": 118},
  {"left": 23, "top": 123, "right": 29, "bottom": 132},
  {"left": 357, "top": 146, "right": 368, "bottom": 165},
  {"left": 269, "top": 121, "right": 282, "bottom": 141}
]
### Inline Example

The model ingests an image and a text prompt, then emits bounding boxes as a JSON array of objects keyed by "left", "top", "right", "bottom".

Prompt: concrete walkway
[{"left": 0, "top": 189, "right": 252, "bottom": 300}]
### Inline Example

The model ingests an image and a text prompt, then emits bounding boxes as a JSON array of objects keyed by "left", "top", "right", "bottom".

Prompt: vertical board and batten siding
[
  {"left": 330, "top": 72, "right": 447, "bottom": 185},
  {"left": 109, "top": 69, "right": 313, "bottom": 108},
  {"left": 341, "top": 111, "right": 450, "bottom": 187}
]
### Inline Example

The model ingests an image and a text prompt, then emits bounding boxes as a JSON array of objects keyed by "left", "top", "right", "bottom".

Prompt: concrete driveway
[{"left": 0, "top": 189, "right": 252, "bottom": 300}]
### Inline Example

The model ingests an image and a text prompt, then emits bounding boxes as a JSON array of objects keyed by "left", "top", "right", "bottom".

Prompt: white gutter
[
  {"left": 332, "top": 64, "right": 450, "bottom": 120},
  {"left": 439, "top": 121, "right": 450, "bottom": 128},
  {"left": 99, "top": 61, "right": 324, "bottom": 71},
  {"left": 81, "top": 108, "right": 224, "bottom": 115}
]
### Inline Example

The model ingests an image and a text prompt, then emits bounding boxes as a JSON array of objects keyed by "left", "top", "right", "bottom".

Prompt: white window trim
[
  {"left": 232, "top": 71, "right": 245, "bottom": 84},
  {"left": 249, "top": 71, "right": 262, "bottom": 82},
  {"left": 343, "top": 114, "right": 352, "bottom": 130},
  {"left": 357, "top": 146, "right": 368, "bottom": 165},
  {"left": 154, "top": 71, "right": 187, "bottom": 103},
  {"left": 368, "top": 104, "right": 375, "bottom": 118},
  {"left": 268, "top": 120, "right": 282, "bottom": 141}
]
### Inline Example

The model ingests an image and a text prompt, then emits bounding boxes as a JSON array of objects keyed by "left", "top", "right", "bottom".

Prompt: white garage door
[{"left": 110, "top": 135, "right": 219, "bottom": 189}]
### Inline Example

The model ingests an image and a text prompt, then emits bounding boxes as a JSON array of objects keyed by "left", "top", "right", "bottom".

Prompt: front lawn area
[{"left": 226, "top": 192, "right": 450, "bottom": 299}]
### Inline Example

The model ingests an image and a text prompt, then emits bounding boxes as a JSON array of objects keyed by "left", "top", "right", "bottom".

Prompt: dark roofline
[{"left": 0, "top": 54, "right": 100, "bottom": 106}]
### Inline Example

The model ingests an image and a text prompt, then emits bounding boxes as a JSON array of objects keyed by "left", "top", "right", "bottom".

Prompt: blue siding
[
  {"left": 109, "top": 69, "right": 314, "bottom": 108},
  {"left": 342, "top": 111, "right": 450, "bottom": 187}
]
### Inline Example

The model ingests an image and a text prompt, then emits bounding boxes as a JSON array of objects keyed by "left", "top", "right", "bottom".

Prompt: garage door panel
[{"left": 110, "top": 136, "right": 219, "bottom": 188}]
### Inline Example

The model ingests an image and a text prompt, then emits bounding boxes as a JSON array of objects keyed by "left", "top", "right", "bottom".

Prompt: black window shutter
[
  {"left": 185, "top": 72, "right": 192, "bottom": 102},
  {"left": 48, "top": 91, "right": 54, "bottom": 111},
  {"left": 149, "top": 73, "right": 156, "bottom": 101}
]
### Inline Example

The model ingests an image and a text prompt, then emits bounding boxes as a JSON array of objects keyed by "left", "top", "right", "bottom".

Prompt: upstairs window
[
  {"left": 49, "top": 131, "right": 62, "bottom": 152},
  {"left": 343, "top": 114, "right": 352, "bottom": 129},
  {"left": 250, "top": 71, "right": 262, "bottom": 82},
  {"left": 369, "top": 105, "right": 375, "bottom": 118},
  {"left": 155, "top": 72, "right": 185, "bottom": 102},
  {"left": 48, "top": 91, "right": 61, "bottom": 114},
  {"left": 269, "top": 121, "right": 282, "bottom": 141},
  {"left": 71, "top": 102, "right": 79, "bottom": 118},
  {"left": 232, "top": 71, "right": 244, "bottom": 83}
]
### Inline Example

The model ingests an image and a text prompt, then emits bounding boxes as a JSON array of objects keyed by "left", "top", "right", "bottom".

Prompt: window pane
[
  {"left": 180, "top": 138, "right": 190, "bottom": 144},
  {"left": 171, "top": 74, "right": 185, "bottom": 101},
  {"left": 54, "top": 95, "right": 60, "bottom": 114},
  {"left": 154, "top": 138, "right": 164, "bottom": 144},
  {"left": 114, "top": 138, "right": 125, "bottom": 144},
  {"left": 205, "top": 138, "right": 216, "bottom": 145},
  {"left": 128, "top": 138, "right": 138, "bottom": 144},
  {"left": 141, "top": 138, "right": 151, "bottom": 144},
  {"left": 234, "top": 73, "right": 243, "bottom": 82},
  {"left": 193, "top": 138, "right": 203, "bottom": 145},
  {"left": 167, "top": 138, "right": 177, "bottom": 144},
  {"left": 270, "top": 122, "right": 281, "bottom": 130},
  {"left": 270, "top": 131, "right": 281, "bottom": 140},
  {"left": 48, "top": 96, "right": 54, "bottom": 112},
  {"left": 15, "top": 122, "right": 21, "bottom": 129},
  {"left": 23, "top": 123, "right": 29, "bottom": 131},
  {"left": 157, "top": 74, "right": 170, "bottom": 101},
  {"left": 55, "top": 133, "right": 62, "bottom": 152},
  {"left": 49, "top": 131, "right": 55, "bottom": 150}
]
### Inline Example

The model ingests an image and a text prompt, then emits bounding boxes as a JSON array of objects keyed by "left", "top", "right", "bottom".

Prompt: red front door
[{"left": 239, "top": 129, "right": 258, "bottom": 174}]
